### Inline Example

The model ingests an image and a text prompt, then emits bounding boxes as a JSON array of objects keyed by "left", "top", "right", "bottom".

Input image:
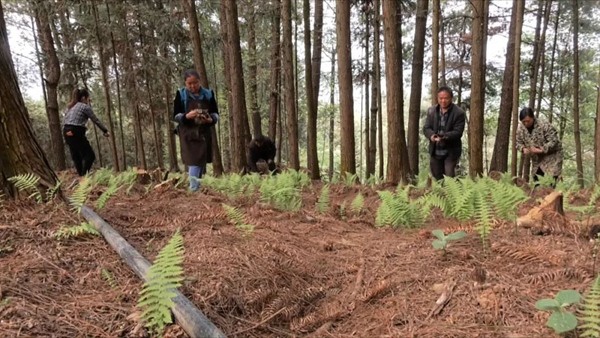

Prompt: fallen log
[{"left": 81, "top": 206, "right": 226, "bottom": 338}]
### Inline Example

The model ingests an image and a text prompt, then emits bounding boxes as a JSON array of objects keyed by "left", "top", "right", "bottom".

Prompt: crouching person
[{"left": 247, "top": 135, "right": 278, "bottom": 175}]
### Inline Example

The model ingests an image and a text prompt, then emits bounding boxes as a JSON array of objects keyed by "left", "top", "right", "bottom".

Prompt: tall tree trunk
[
  {"left": 528, "top": 0, "right": 544, "bottom": 110},
  {"left": 489, "top": 0, "right": 518, "bottom": 173},
  {"left": 223, "top": 0, "right": 251, "bottom": 172},
  {"left": 363, "top": 6, "right": 371, "bottom": 180},
  {"left": 219, "top": 2, "right": 234, "bottom": 172},
  {"left": 33, "top": 0, "right": 66, "bottom": 171},
  {"left": 0, "top": 2, "right": 58, "bottom": 197},
  {"left": 268, "top": 0, "right": 281, "bottom": 142},
  {"left": 407, "top": 0, "right": 428, "bottom": 178},
  {"left": 368, "top": 0, "right": 379, "bottom": 178},
  {"left": 328, "top": 49, "right": 336, "bottom": 180},
  {"left": 55, "top": 1, "right": 77, "bottom": 106},
  {"left": 311, "top": 0, "right": 323, "bottom": 102},
  {"left": 468, "top": 0, "right": 489, "bottom": 177},
  {"left": 547, "top": 3, "right": 560, "bottom": 124},
  {"left": 440, "top": 9, "right": 447, "bottom": 87},
  {"left": 247, "top": 4, "right": 262, "bottom": 138},
  {"left": 595, "top": 63, "right": 600, "bottom": 183},
  {"left": 510, "top": 0, "right": 524, "bottom": 177},
  {"left": 375, "top": 0, "right": 383, "bottom": 179},
  {"left": 431, "top": 0, "right": 440, "bottom": 104},
  {"left": 304, "top": 0, "right": 319, "bottom": 179},
  {"left": 382, "top": 0, "right": 410, "bottom": 184},
  {"left": 184, "top": 0, "right": 222, "bottom": 175},
  {"left": 92, "top": 0, "right": 119, "bottom": 171},
  {"left": 282, "top": 0, "right": 299, "bottom": 169},
  {"left": 106, "top": 1, "right": 127, "bottom": 169},
  {"left": 572, "top": 0, "right": 583, "bottom": 188},
  {"left": 535, "top": 0, "right": 552, "bottom": 114},
  {"left": 336, "top": 0, "right": 356, "bottom": 177}
]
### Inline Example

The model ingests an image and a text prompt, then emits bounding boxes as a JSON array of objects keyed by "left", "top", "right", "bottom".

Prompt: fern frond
[
  {"left": 375, "top": 189, "right": 424, "bottom": 228},
  {"left": 490, "top": 182, "right": 528, "bottom": 221},
  {"left": 114, "top": 169, "right": 137, "bottom": 194},
  {"left": 53, "top": 222, "right": 100, "bottom": 240},
  {"left": 8, "top": 173, "right": 42, "bottom": 203},
  {"left": 589, "top": 185, "right": 600, "bottom": 206},
  {"left": 579, "top": 276, "right": 600, "bottom": 337},
  {"left": 222, "top": 204, "right": 254, "bottom": 235},
  {"left": 45, "top": 180, "right": 61, "bottom": 202},
  {"left": 316, "top": 185, "right": 330, "bottom": 213},
  {"left": 91, "top": 167, "right": 113, "bottom": 187},
  {"left": 350, "top": 193, "right": 364, "bottom": 214},
  {"left": 474, "top": 188, "right": 493, "bottom": 249},
  {"left": 138, "top": 230, "right": 185, "bottom": 335},
  {"left": 96, "top": 181, "right": 120, "bottom": 209},
  {"left": 69, "top": 177, "right": 93, "bottom": 213},
  {"left": 101, "top": 268, "right": 117, "bottom": 289}
]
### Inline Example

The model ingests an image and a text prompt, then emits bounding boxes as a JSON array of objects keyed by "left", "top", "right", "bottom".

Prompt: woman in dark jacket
[
  {"left": 63, "top": 88, "right": 110, "bottom": 176},
  {"left": 173, "top": 69, "right": 219, "bottom": 191}
]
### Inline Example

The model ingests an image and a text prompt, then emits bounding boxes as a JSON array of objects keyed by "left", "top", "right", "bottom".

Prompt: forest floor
[{"left": 1, "top": 170, "right": 599, "bottom": 338}]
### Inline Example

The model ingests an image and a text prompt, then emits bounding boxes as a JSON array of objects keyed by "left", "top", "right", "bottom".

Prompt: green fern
[
  {"left": 8, "top": 173, "right": 42, "bottom": 203},
  {"left": 45, "top": 181, "right": 61, "bottom": 201},
  {"left": 222, "top": 204, "right": 254, "bottom": 235},
  {"left": 316, "top": 185, "right": 330, "bottom": 213},
  {"left": 138, "top": 230, "right": 185, "bottom": 335},
  {"left": 113, "top": 169, "right": 137, "bottom": 194},
  {"left": 69, "top": 177, "right": 93, "bottom": 213},
  {"left": 101, "top": 268, "right": 118, "bottom": 289},
  {"left": 473, "top": 188, "right": 493, "bottom": 250},
  {"left": 487, "top": 179, "right": 528, "bottom": 222},
  {"left": 341, "top": 172, "right": 359, "bottom": 186},
  {"left": 91, "top": 167, "right": 113, "bottom": 187},
  {"left": 579, "top": 276, "right": 600, "bottom": 337},
  {"left": 259, "top": 172, "right": 303, "bottom": 211},
  {"left": 96, "top": 180, "right": 120, "bottom": 209},
  {"left": 589, "top": 185, "right": 600, "bottom": 207},
  {"left": 375, "top": 187, "right": 426, "bottom": 228},
  {"left": 350, "top": 193, "right": 364, "bottom": 214},
  {"left": 53, "top": 222, "right": 100, "bottom": 240}
]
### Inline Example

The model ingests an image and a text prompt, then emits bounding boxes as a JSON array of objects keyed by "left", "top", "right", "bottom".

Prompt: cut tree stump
[
  {"left": 516, "top": 191, "right": 564, "bottom": 229},
  {"left": 81, "top": 206, "right": 226, "bottom": 338}
]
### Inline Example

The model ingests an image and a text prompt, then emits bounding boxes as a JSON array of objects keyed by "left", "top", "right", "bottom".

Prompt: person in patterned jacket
[{"left": 516, "top": 107, "right": 563, "bottom": 187}]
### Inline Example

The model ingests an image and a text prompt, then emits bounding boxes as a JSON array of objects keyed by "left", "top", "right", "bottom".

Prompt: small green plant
[
  {"left": 579, "top": 276, "right": 600, "bottom": 337},
  {"left": 8, "top": 173, "right": 42, "bottom": 203},
  {"left": 0, "top": 297, "right": 10, "bottom": 309},
  {"left": 375, "top": 187, "right": 428, "bottom": 228},
  {"left": 341, "top": 172, "right": 359, "bottom": 187},
  {"left": 69, "top": 177, "right": 93, "bottom": 213},
  {"left": 101, "top": 268, "right": 117, "bottom": 289},
  {"left": 96, "top": 179, "right": 120, "bottom": 209},
  {"left": 222, "top": 204, "right": 254, "bottom": 235},
  {"left": 350, "top": 193, "right": 364, "bottom": 214},
  {"left": 431, "top": 229, "right": 467, "bottom": 253},
  {"left": 535, "top": 289, "right": 582, "bottom": 334},
  {"left": 316, "top": 185, "right": 330, "bottom": 213},
  {"left": 46, "top": 181, "right": 61, "bottom": 201},
  {"left": 138, "top": 230, "right": 185, "bottom": 335},
  {"left": 53, "top": 222, "right": 100, "bottom": 240}
]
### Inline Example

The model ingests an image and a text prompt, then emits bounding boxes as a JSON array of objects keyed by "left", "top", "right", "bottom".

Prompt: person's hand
[
  {"left": 431, "top": 134, "right": 440, "bottom": 142},
  {"left": 103, "top": 131, "right": 110, "bottom": 137},
  {"left": 522, "top": 147, "right": 531, "bottom": 155},
  {"left": 186, "top": 109, "right": 200, "bottom": 120},
  {"left": 200, "top": 113, "right": 213, "bottom": 124},
  {"left": 530, "top": 147, "right": 543, "bottom": 154}
]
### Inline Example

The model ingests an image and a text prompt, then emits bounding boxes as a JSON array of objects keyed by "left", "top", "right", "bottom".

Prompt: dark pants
[
  {"left": 430, "top": 156, "right": 458, "bottom": 180},
  {"left": 63, "top": 125, "right": 95, "bottom": 176},
  {"left": 533, "top": 167, "right": 558, "bottom": 188}
]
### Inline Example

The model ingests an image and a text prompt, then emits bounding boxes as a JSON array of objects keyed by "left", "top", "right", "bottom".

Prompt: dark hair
[
  {"left": 183, "top": 69, "right": 201, "bottom": 81},
  {"left": 437, "top": 86, "right": 453, "bottom": 98},
  {"left": 67, "top": 88, "right": 89, "bottom": 109},
  {"left": 519, "top": 107, "right": 535, "bottom": 121}
]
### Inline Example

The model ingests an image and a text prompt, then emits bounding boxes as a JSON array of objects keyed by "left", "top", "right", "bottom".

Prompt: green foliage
[
  {"left": 431, "top": 229, "right": 467, "bottom": 252},
  {"left": 535, "top": 173, "right": 558, "bottom": 188},
  {"left": 487, "top": 179, "right": 528, "bottom": 222},
  {"left": 113, "top": 169, "right": 138, "bottom": 194},
  {"left": 101, "top": 268, "right": 117, "bottom": 289},
  {"left": 535, "top": 290, "right": 582, "bottom": 334},
  {"left": 203, "top": 173, "right": 261, "bottom": 198},
  {"left": 91, "top": 167, "right": 113, "bottom": 186},
  {"left": 365, "top": 175, "right": 381, "bottom": 187},
  {"left": 590, "top": 184, "right": 600, "bottom": 206},
  {"left": 350, "top": 193, "right": 364, "bottom": 214},
  {"left": 341, "top": 172, "right": 359, "bottom": 187},
  {"left": 46, "top": 181, "right": 61, "bottom": 201},
  {"left": 316, "top": 185, "right": 330, "bottom": 213},
  {"left": 53, "top": 222, "right": 100, "bottom": 240},
  {"left": 96, "top": 177, "right": 121, "bottom": 209},
  {"left": 138, "top": 230, "right": 185, "bottom": 335},
  {"left": 69, "top": 177, "right": 93, "bottom": 213},
  {"left": 579, "top": 276, "right": 600, "bottom": 337},
  {"left": 222, "top": 204, "right": 254, "bottom": 235},
  {"left": 375, "top": 186, "right": 428, "bottom": 228},
  {"left": 8, "top": 173, "right": 42, "bottom": 203},
  {"left": 473, "top": 188, "right": 493, "bottom": 249},
  {"left": 259, "top": 170, "right": 306, "bottom": 211}
]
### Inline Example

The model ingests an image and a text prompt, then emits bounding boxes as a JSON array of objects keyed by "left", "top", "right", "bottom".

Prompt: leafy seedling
[
  {"left": 535, "top": 289, "right": 582, "bottom": 334},
  {"left": 431, "top": 229, "right": 467, "bottom": 254}
]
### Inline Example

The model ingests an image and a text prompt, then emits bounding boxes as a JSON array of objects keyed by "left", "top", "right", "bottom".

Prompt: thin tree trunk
[
  {"left": 535, "top": 0, "right": 552, "bottom": 115},
  {"left": 375, "top": 0, "right": 383, "bottom": 179},
  {"left": 282, "top": 0, "right": 300, "bottom": 169},
  {"left": 368, "top": 0, "right": 378, "bottom": 179},
  {"left": 247, "top": 4, "right": 262, "bottom": 137},
  {"left": 572, "top": 0, "right": 583, "bottom": 188},
  {"left": 468, "top": 0, "right": 489, "bottom": 177},
  {"left": 328, "top": 49, "right": 335, "bottom": 180},
  {"left": 336, "top": 0, "right": 356, "bottom": 176},
  {"left": 363, "top": 6, "right": 371, "bottom": 180},
  {"left": 304, "top": 0, "right": 319, "bottom": 179},
  {"left": 440, "top": 9, "right": 447, "bottom": 87},
  {"left": 489, "top": 0, "right": 518, "bottom": 173},
  {"left": 528, "top": 0, "right": 544, "bottom": 110},
  {"left": 547, "top": 3, "right": 560, "bottom": 124},
  {"left": 219, "top": 2, "right": 234, "bottom": 172},
  {"left": 311, "top": 0, "right": 323, "bottom": 102},
  {"left": 595, "top": 63, "right": 600, "bottom": 183},
  {"left": 431, "top": 0, "right": 440, "bottom": 105},
  {"left": 33, "top": 0, "right": 66, "bottom": 171},
  {"left": 510, "top": 0, "right": 524, "bottom": 177},
  {"left": 268, "top": 0, "right": 281, "bottom": 142},
  {"left": 407, "top": 0, "right": 428, "bottom": 178},
  {"left": 92, "top": 0, "right": 119, "bottom": 171}
]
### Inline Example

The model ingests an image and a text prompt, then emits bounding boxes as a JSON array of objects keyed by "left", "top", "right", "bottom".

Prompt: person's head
[
  {"left": 68, "top": 88, "right": 90, "bottom": 109},
  {"left": 254, "top": 135, "right": 267, "bottom": 147},
  {"left": 437, "top": 86, "right": 453, "bottom": 109},
  {"left": 519, "top": 107, "right": 535, "bottom": 128},
  {"left": 183, "top": 69, "right": 201, "bottom": 94}
]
